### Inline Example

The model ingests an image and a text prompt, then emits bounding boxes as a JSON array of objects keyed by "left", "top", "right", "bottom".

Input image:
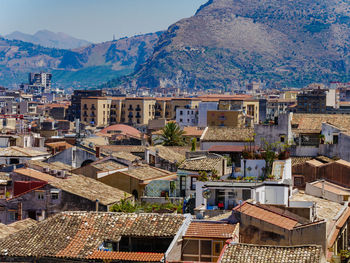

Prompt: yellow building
[
  {"left": 110, "top": 97, "right": 124, "bottom": 124},
  {"left": 81, "top": 97, "right": 111, "bottom": 127},
  {"left": 122, "top": 98, "right": 156, "bottom": 125},
  {"left": 283, "top": 90, "right": 299, "bottom": 100},
  {"left": 218, "top": 99, "right": 259, "bottom": 124},
  {"left": 243, "top": 100, "right": 259, "bottom": 123},
  {"left": 207, "top": 110, "right": 248, "bottom": 127},
  {"left": 166, "top": 98, "right": 201, "bottom": 120}
]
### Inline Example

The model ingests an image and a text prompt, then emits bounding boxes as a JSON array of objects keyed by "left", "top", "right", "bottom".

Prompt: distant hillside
[
  {"left": 102, "top": 0, "right": 350, "bottom": 90},
  {"left": 6, "top": 30, "right": 91, "bottom": 50},
  {"left": 0, "top": 32, "right": 162, "bottom": 89}
]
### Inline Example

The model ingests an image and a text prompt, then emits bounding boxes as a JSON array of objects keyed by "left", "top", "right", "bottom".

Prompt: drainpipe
[
  {"left": 95, "top": 199, "right": 99, "bottom": 212},
  {"left": 243, "top": 159, "right": 247, "bottom": 178}
]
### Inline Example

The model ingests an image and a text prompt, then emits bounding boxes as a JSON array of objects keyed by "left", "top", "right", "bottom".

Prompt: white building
[
  {"left": 198, "top": 102, "right": 218, "bottom": 128},
  {"left": 176, "top": 107, "right": 198, "bottom": 127}
]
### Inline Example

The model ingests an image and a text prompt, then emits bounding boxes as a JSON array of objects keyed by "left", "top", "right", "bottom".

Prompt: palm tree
[{"left": 159, "top": 122, "right": 185, "bottom": 146}]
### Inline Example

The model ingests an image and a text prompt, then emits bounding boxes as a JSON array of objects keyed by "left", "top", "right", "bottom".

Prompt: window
[
  {"left": 333, "top": 134, "right": 339, "bottom": 144},
  {"left": 51, "top": 193, "right": 59, "bottom": 200},
  {"left": 280, "top": 136, "right": 285, "bottom": 143},
  {"left": 242, "top": 189, "right": 251, "bottom": 200},
  {"left": 180, "top": 118, "right": 183, "bottom": 122},
  {"left": 180, "top": 110, "right": 183, "bottom": 115},
  {"left": 191, "top": 177, "right": 197, "bottom": 190},
  {"left": 36, "top": 191, "right": 45, "bottom": 200},
  {"left": 9, "top": 158, "right": 19, "bottom": 165}
]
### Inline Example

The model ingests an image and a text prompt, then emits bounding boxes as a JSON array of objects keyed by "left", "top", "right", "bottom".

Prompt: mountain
[
  {"left": 0, "top": 32, "right": 162, "bottom": 89},
  {"left": 5, "top": 30, "right": 91, "bottom": 50},
  {"left": 103, "top": 0, "right": 350, "bottom": 90}
]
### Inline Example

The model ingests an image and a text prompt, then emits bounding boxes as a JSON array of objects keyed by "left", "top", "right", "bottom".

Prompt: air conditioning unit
[
  {"left": 43, "top": 167, "right": 50, "bottom": 173},
  {"left": 56, "top": 170, "right": 66, "bottom": 178},
  {"left": 50, "top": 169, "right": 58, "bottom": 175}
]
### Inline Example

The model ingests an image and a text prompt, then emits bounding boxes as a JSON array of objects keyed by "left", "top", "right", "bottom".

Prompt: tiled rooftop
[
  {"left": 233, "top": 202, "right": 299, "bottom": 230},
  {"left": 178, "top": 155, "right": 223, "bottom": 171},
  {"left": 147, "top": 145, "right": 185, "bottom": 163},
  {"left": 87, "top": 251, "right": 164, "bottom": 261},
  {"left": 202, "top": 127, "right": 254, "bottom": 142},
  {"left": 51, "top": 174, "right": 130, "bottom": 205},
  {"left": 91, "top": 159, "right": 128, "bottom": 171},
  {"left": 220, "top": 243, "right": 322, "bottom": 263},
  {"left": 184, "top": 221, "right": 237, "bottom": 239},
  {"left": 110, "top": 151, "right": 141, "bottom": 162},
  {"left": 27, "top": 160, "right": 73, "bottom": 172},
  {"left": 13, "top": 168, "right": 130, "bottom": 205},
  {"left": 0, "top": 146, "right": 49, "bottom": 157},
  {"left": 120, "top": 166, "right": 175, "bottom": 181},
  {"left": 0, "top": 218, "right": 37, "bottom": 239},
  {"left": 0, "top": 212, "right": 185, "bottom": 259},
  {"left": 292, "top": 113, "right": 350, "bottom": 134}
]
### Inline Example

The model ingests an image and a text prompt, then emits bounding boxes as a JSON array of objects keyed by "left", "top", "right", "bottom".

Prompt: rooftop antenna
[{"left": 113, "top": 34, "right": 115, "bottom": 41}]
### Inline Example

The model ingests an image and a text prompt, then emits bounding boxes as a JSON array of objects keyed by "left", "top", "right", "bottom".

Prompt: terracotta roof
[
  {"left": 306, "top": 159, "right": 325, "bottom": 167},
  {"left": 45, "top": 141, "right": 73, "bottom": 149},
  {"left": 208, "top": 145, "right": 259, "bottom": 152},
  {"left": 91, "top": 159, "right": 128, "bottom": 171},
  {"left": 147, "top": 145, "right": 185, "bottom": 163},
  {"left": 292, "top": 113, "right": 350, "bottom": 134},
  {"left": 184, "top": 221, "right": 237, "bottom": 239},
  {"left": 99, "top": 145, "right": 146, "bottom": 153},
  {"left": 0, "top": 146, "right": 49, "bottom": 157},
  {"left": 233, "top": 202, "right": 299, "bottom": 230},
  {"left": 202, "top": 127, "right": 254, "bottom": 142},
  {"left": 13, "top": 168, "right": 130, "bottom": 205},
  {"left": 0, "top": 212, "right": 186, "bottom": 259},
  {"left": 110, "top": 151, "right": 141, "bottom": 162},
  {"left": 0, "top": 219, "right": 37, "bottom": 239},
  {"left": 182, "top": 126, "right": 204, "bottom": 137},
  {"left": 27, "top": 160, "right": 73, "bottom": 172},
  {"left": 50, "top": 175, "right": 130, "bottom": 205},
  {"left": 87, "top": 251, "right": 163, "bottom": 261},
  {"left": 120, "top": 166, "right": 175, "bottom": 181},
  {"left": 178, "top": 155, "right": 223, "bottom": 172},
  {"left": 220, "top": 243, "right": 322, "bottom": 263},
  {"left": 291, "top": 157, "right": 313, "bottom": 166},
  {"left": 13, "top": 168, "right": 60, "bottom": 183},
  {"left": 100, "top": 124, "right": 141, "bottom": 139}
]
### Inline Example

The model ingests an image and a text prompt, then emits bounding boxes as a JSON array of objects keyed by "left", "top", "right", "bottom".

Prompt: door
[
  {"left": 212, "top": 241, "right": 223, "bottom": 262},
  {"left": 28, "top": 210, "right": 36, "bottom": 220}
]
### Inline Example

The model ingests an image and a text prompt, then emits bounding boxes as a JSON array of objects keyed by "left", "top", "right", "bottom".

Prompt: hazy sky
[{"left": 0, "top": 0, "right": 207, "bottom": 43}]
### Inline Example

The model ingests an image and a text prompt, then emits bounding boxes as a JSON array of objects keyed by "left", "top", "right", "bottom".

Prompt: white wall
[
  {"left": 255, "top": 184, "right": 289, "bottom": 206},
  {"left": 198, "top": 102, "right": 218, "bottom": 128},
  {"left": 240, "top": 159, "right": 266, "bottom": 178},
  {"left": 176, "top": 108, "right": 198, "bottom": 127}
]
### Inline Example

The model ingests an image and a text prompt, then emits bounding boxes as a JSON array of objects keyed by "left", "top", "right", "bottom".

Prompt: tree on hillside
[{"left": 159, "top": 122, "right": 185, "bottom": 146}]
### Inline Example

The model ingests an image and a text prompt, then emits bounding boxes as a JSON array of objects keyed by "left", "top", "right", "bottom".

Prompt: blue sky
[{"left": 0, "top": 0, "right": 207, "bottom": 43}]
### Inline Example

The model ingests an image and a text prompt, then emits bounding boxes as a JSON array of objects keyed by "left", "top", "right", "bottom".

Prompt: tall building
[
  {"left": 67, "top": 90, "right": 106, "bottom": 121},
  {"left": 28, "top": 72, "right": 52, "bottom": 94},
  {"left": 296, "top": 88, "right": 327, "bottom": 113}
]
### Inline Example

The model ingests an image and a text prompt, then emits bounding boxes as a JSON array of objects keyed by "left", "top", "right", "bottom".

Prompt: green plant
[
  {"left": 110, "top": 195, "right": 138, "bottom": 213},
  {"left": 158, "top": 122, "right": 185, "bottom": 146},
  {"left": 198, "top": 171, "right": 209, "bottom": 181},
  {"left": 5, "top": 191, "right": 10, "bottom": 198},
  {"left": 191, "top": 138, "right": 196, "bottom": 151}
]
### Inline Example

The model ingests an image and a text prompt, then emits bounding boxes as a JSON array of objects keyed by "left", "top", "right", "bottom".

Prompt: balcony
[
  {"left": 136, "top": 113, "right": 141, "bottom": 118},
  {"left": 91, "top": 106, "right": 96, "bottom": 110},
  {"left": 128, "top": 113, "right": 133, "bottom": 118},
  {"left": 136, "top": 107, "right": 141, "bottom": 111},
  {"left": 128, "top": 106, "right": 134, "bottom": 111}
]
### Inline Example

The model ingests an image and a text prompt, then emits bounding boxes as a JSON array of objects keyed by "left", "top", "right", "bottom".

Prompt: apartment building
[
  {"left": 81, "top": 97, "right": 111, "bottom": 127},
  {"left": 68, "top": 90, "right": 106, "bottom": 121},
  {"left": 166, "top": 98, "right": 201, "bottom": 120},
  {"left": 218, "top": 99, "right": 260, "bottom": 123},
  {"left": 206, "top": 110, "right": 250, "bottom": 127},
  {"left": 122, "top": 98, "right": 156, "bottom": 125},
  {"left": 297, "top": 88, "right": 327, "bottom": 113},
  {"left": 110, "top": 97, "right": 124, "bottom": 124}
]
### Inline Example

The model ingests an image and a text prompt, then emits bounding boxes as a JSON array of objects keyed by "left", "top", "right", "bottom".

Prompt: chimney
[
  {"left": 95, "top": 199, "right": 99, "bottom": 212},
  {"left": 17, "top": 202, "right": 22, "bottom": 221},
  {"left": 96, "top": 146, "right": 100, "bottom": 158}
]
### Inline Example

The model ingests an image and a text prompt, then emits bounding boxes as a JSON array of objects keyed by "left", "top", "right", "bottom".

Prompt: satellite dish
[{"left": 202, "top": 188, "right": 212, "bottom": 199}]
